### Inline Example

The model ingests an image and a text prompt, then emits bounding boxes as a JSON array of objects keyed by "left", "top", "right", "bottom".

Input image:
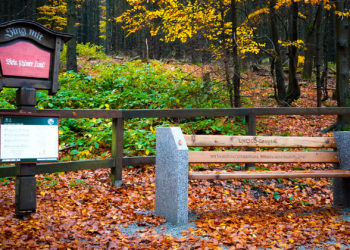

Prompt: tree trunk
[
  {"left": 105, "top": 0, "right": 115, "bottom": 55},
  {"left": 303, "top": 34, "right": 314, "bottom": 80},
  {"left": 302, "top": 5, "right": 318, "bottom": 79},
  {"left": 231, "top": 0, "right": 241, "bottom": 107},
  {"left": 336, "top": 0, "right": 350, "bottom": 128},
  {"left": 286, "top": 0, "right": 300, "bottom": 104},
  {"left": 315, "top": 5, "right": 323, "bottom": 107},
  {"left": 269, "top": 0, "right": 286, "bottom": 105},
  {"left": 67, "top": 0, "right": 78, "bottom": 72},
  {"left": 219, "top": 0, "right": 234, "bottom": 107},
  {"left": 320, "top": 11, "right": 330, "bottom": 102}
]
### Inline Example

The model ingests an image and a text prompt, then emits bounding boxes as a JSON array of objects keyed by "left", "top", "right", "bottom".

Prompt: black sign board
[{"left": 0, "top": 20, "right": 71, "bottom": 94}]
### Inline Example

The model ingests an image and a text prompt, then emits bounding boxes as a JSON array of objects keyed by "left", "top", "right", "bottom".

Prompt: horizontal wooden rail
[
  {"left": 188, "top": 151, "right": 339, "bottom": 163},
  {"left": 185, "top": 135, "right": 337, "bottom": 148},
  {"left": 121, "top": 107, "right": 350, "bottom": 118},
  {"left": 189, "top": 170, "right": 350, "bottom": 179},
  {"left": 36, "top": 159, "right": 114, "bottom": 174},
  {"left": 0, "top": 109, "right": 122, "bottom": 118},
  {"left": 1, "top": 107, "right": 350, "bottom": 179},
  {"left": 0, "top": 157, "right": 156, "bottom": 178},
  {"left": 0, "top": 107, "right": 348, "bottom": 119}
]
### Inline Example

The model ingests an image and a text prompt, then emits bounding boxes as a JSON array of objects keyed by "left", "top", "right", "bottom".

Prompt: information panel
[{"left": 0, "top": 116, "right": 58, "bottom": 162}]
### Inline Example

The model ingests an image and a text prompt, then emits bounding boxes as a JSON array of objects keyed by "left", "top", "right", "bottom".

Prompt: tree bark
[
  {"left": 219, "top": 0, "right": 234, "bottom": 107},
  {"left": 269, "top": 0, "right": 287, "bottom": 105},
  {"left": 315, "top": 5, "right": 323, "bottom": 107},
  {"left": 286, "top": 0, "right": 300, "bottom": 104},
  {"left": 320, "top": 11, "right": 330, "bottom": 102},
  {"left": 67, "top": 0, "right": 78, "bottom": 72},
  {"left": 105, "top": 0, "right": 115, "bottom": 55},
  {"left": 302, "top": 5, "right": 318, "bottom": 79},
  {"left": 231, "top": 0, "right": 241, "bottom": 107},
  {"left": 336, "top": 0, "right": 350, "bottom": 128}
]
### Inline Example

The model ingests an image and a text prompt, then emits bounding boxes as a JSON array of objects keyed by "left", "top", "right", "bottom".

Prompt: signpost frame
[{"left": 0, "top": 20, "right": 71, "bottom": 217}]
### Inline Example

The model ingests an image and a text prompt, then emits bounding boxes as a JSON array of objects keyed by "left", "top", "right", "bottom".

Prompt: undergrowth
[{"left": 0, "top": 43, "right": 246, "bottom": 160}]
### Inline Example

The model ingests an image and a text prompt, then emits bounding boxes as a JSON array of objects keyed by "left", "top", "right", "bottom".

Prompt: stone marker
[
  {"left": 155, "top": 127, "right": 188, "bottom": 224},
  {"left": 333, "top": 132, "right": 350, "bottom": 207}
]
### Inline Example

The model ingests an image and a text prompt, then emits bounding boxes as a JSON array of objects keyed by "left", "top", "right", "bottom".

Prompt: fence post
[
  {"left": 333, "top": 132, "right": 350, "bottom": 208},
  {"left": 15, "top": 163, "right": 36, "bottom": 217},
  {"left": 111, "top": 118, "right": 124, "bottom": 186},
  {"left": 245, "top": 112, "right": 257, "bottom": 170},
  {"left": 246, "top": 112, "right": 257, "bottom": 136},
  {"left": 155, "top": 127, "right": 188, "bottom": 224}
]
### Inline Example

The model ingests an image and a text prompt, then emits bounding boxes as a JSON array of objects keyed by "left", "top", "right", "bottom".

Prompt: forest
[
  {"left": 0, "top": 0, "right": 349, "bottom": 110},
  {"left": 0, "top": 0, "right": 350, "bottom": 249}
]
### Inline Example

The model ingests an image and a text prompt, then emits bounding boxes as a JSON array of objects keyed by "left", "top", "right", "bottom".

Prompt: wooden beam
[
  {"left": 184, "top": 135, "right": 336, "bottom": 148},
  {"left": 36, "top": 159, "right": 114, "bottom": 174},
  {"left": 189, "top": 170, "right": 350, "bottom": 179},
  {"left": 188, "top": 151, "right": 338, "bottom": 163}
]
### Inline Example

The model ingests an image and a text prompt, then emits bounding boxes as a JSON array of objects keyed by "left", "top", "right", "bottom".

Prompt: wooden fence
[{"left": 1, "top": 107, "right": 350, "bottom": 184}]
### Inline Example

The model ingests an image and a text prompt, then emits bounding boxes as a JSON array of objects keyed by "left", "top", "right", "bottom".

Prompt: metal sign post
[{"left": 0, "top": 20, "right": 71, "bottom": 217}]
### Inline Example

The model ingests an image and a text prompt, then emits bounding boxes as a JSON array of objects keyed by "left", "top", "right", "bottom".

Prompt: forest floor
[{"left": 1, "top": 61, "right": 349, "bottom": 249}]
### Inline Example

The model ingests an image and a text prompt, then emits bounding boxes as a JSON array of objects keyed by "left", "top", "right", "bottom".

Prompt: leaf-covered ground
[{"left": 1, "top": 63, "right": 350, "bottom": 249}]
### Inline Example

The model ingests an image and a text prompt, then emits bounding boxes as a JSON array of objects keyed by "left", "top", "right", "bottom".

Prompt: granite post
[
  {"left": 333, "top": 132, "right": 350, "bottom": 208},
  {"left": 155, "top": 127, "right": 188, "bottom": 224}
]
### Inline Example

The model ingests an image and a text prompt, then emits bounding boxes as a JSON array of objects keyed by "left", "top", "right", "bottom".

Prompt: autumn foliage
[{"left": 1, "top": 60, "right": 349, "bottom": 248}]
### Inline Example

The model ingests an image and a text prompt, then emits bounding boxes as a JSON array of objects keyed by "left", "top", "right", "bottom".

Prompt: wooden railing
[{"left": 1, "top": 107, "right": 350, "bottom": 184}]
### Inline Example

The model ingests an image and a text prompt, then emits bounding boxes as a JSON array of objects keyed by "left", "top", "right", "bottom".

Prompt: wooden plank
[
  {"left": 189, "top": 170, "right": 350, "bottom": 180},
  {"left": 0, "top": 166, "right": 16, "bottom": 178},
  {"left": 184, "top": 135, "right": 336, "bottom": 148},
  {"left": 36, "top": 159, "right": 114, "bottom": 174},
  {"left": 188, "top": 151, "right": 338, "bottom": 163},
  {"left": 0, "top": 157, "right": 156, "bottom": 178},
  {"left": 123, "top": 156, "right": 155, "bottom": 166}
]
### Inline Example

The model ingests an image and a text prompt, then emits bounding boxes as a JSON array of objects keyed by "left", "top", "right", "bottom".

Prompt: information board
[{"left": 0, "top": 116, "right": 58, "bottom": 162}]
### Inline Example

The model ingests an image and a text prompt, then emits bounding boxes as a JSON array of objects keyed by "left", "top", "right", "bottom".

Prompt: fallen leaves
[{"left": 1, "top": 71, "right": 349, "bottom": 248}]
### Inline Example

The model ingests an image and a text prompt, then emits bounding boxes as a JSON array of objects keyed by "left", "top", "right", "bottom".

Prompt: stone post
[
  {"left": 155, "top": 127, "right": 188, "bottom": 224},
  {"left": 333, "top": 132, "right": 350, "bottom": 208}
]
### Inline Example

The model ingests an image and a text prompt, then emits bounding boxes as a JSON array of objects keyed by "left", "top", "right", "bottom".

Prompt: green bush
[
  {"left": 60, "top": 42, "right": 107, "bottom": 65},
  {"left": 0, "top": 57, "right": 242, "bottom": 159}
]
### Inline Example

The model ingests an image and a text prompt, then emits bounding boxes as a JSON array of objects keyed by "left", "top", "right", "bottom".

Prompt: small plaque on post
[{"left": 0, "top": 116, "right": 59, "bottom": 162}]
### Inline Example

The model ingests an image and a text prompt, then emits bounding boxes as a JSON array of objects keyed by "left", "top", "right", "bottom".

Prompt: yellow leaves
[
  {"left": 78, "top": 149, "right": 90, "bottom": 157},
  {"left": 297, "top": 56, "right": 305, "bottom": 72},
  {"left": 298, "top": 11, "right": 306, "bottom": 19},
  {"left": 297, "top": 55, "right": 305, "bottom": 66},
  {"left": 37, "top": 0, "right": 67, "bottom": 30},
  {"left": 335, "top": 10, "right": 350, "bottom": 18},
  {"left": 119, "top": 0, "right": 266, "bottom": 59},
  {"left": 244, "top": 7, "right": 269, "bottom": 26},
  {"left": 278, "top": 40, "right": 304, "bottom": 49},
  {"left": 236, "top": 26, "right": 265, "bottom": 58},
  {"left": 150, "top": 26, "right": 160, "bottom": 36}
]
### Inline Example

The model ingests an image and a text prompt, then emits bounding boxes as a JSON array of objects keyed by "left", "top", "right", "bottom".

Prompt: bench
[{"left": 155, "top": 127, "right": 350, "bottom": 224}]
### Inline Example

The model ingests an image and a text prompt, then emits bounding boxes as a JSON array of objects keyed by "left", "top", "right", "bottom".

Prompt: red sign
[{"left": 0, "top": 40, "right": 51, "bottom": 79}]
